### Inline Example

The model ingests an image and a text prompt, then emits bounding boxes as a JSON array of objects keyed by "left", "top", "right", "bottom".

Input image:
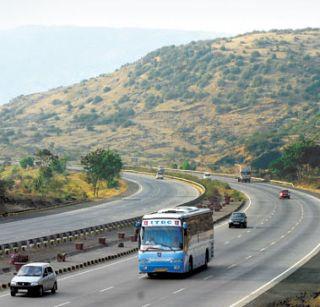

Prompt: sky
[{"left": 0, "top": 0, "right": 319, "bottom": 33}]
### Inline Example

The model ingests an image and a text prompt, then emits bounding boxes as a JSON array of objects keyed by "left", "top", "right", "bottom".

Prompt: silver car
[{"left": 10, "top": 262, "right": 57, "bottom": 297}]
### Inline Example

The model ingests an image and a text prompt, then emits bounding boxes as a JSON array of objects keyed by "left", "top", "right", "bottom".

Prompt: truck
[{"left": 237, "top": 166, "right": 251, "bottom": 183}]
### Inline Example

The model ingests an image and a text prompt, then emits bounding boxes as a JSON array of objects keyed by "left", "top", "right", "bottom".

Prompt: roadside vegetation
[
  {"left": 165, "top": 170, "right": 245, "bottom": 202},
  {"left": 247, "top": 137, "right": 320, "bottom": 190},
  {"left": 0, "top": 148, "right": 125, "bottom": 212}
]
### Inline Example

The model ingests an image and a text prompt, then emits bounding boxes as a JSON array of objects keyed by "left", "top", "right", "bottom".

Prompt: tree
[
  {"left": 269, "top": 138, "right": 320, "bottom": 180},
  {"left": 81, "top": 148, "right": 123, "bottom": 197},
  {"left": 49, "top": 156, "right": 67, "bottom": 174},
  {"left": 180, "top": 160, "right": 197, "bottom": 171},
  {"left": 19, "top": 156, "right": 34, "bottom": 169},
  {"left": 35, "top": 149, "right": 55, "bottom": 167}
]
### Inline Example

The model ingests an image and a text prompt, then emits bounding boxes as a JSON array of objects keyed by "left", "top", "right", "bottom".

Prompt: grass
[{"left": 0, "top": 166, "right": 126, "bottom": 202}]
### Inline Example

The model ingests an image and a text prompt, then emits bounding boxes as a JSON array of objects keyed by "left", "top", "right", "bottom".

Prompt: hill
[
  {"left": 0, "top": 26, "right": 219, "bottom": 104},
  {"left": 0, "top": 28, "right": 319, "bottom": 168}
]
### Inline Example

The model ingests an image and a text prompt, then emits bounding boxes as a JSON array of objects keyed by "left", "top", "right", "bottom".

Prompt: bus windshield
[{"left": 142, "top": 226, "right": 183, "bottom": 251}]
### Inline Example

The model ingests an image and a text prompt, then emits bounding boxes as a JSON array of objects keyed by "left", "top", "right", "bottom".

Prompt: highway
[
  {"left": 1, "top": 177, "right": 320, "bottom": 307},
  {"left": 0, "top": 172, "right": 199, "bottom": 245}
]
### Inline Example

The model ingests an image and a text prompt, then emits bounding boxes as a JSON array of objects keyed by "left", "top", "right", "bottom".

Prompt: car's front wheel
[
  {"left": 10, "top": 289, "right": 16, "bottom": 297},
  {"left": 51, "top": 282, "right": 57, "bottom": 294},
  {"left": 38, "top": 286, "right": 44, "bottom": 297}
]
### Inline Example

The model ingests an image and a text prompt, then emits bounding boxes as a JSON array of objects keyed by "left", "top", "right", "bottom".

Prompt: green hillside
[{"left": 0, "top": 28, "right": 319, "bottom": 168}]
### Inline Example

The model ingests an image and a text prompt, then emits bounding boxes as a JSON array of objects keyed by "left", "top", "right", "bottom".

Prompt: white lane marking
[
  {"left": 230, "top": 241, "right": 320, "bottom": 307},
  {"left": 245, "top": 255, "right": 253, "bottom": 260},
  {"left": 260, "top": 248, "right": 266, "bottom": 252},
  {"left": 142, "top": 304, "right": 151, "bottom": 307},
  {"left": 99, "top": 286, "right": 114, "bottom": 293},
  {"left": 54, "top": 302, "right": 71, "bottom": 307},
  {"left": 0, "top": 294, "right": 9, "bottom": 298},
  {"left": 270, "top": 241, "right": 276, "bottom": 246},
  {"left": 203, "top": 275, "right": 213, "bottom": 280},
  {"left": 173, "top": 288, "right": 185, "bottom": 294},
  {"left": 237, "top": 235, "right": 242, "bottom": 238},
  {"left": 122, "top": 175, "right": 144, "bottom": 198},
  {"left": 246, "top": 230, "right": 251, "bottom": 233},
  {"left": 59, "top": 256, "right": 136, "bottom": 281},
  {"left": 228, "top": 264, "right": 237, "bottom": 269},
  {"left": 225, "top": 241, "right": 230, "bottom": 245},
  {"left": 216, "top": 192, "right": 252, "bottom": 229},
  {"left": 230, "top": 206, "right": 320, "bottom": 307},
  {"left": 138, "top": 275, "right": 145, "bottom": 279}
]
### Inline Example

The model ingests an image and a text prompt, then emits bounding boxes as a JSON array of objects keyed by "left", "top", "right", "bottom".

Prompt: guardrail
[{"left": 0, "top": 216, "right": 142, "bottom": 257}]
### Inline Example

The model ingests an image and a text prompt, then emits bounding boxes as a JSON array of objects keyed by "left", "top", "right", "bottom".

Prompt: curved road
[
  {"left": 0, "top": 172, "right": 199, "bottom": 245},
  {"left": 1, "top": 177, "right": 320, "bottom": 307}
]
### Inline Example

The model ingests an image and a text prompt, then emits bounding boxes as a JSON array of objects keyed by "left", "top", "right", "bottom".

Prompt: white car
[
  {"left": 155, "top": 172, "right": 164, "bottom": 179},
  {"left": 10, "top": 263, "right": 57, "bottom": 297},
  {"left": 203, "top": 172, "right": 211, "bottom": 179}
]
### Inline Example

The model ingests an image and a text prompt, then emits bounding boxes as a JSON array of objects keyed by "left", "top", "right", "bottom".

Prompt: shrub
[
  {"left": 103, "top": 86, "right": 111, "bottom": 93},
  {"left": 93, "top": 96, "right": 103, "bottom": 104}
]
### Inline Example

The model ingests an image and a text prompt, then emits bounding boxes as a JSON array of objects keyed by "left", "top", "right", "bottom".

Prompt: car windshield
[
  {"left": 17, "top": 266, "right": 43, "bottom": 277},
  {"left": 232, "top": 213, "right": 244, "bottom": 218},
  {"left": 141, "top": 226, "right": 183, "bottom": 251}
]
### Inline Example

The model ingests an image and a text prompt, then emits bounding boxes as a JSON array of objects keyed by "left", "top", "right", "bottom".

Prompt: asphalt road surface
[
  {"left": 0, "top": 172, "right": 199, "bottom": 245},
  {"left": 1, "top": 177, "right": 320, "bottom": 307}
]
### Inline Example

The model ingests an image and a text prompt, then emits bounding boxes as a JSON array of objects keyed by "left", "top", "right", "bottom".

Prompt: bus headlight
[{"left": 140, "top": 258, "right": 149, "bottom": 264}]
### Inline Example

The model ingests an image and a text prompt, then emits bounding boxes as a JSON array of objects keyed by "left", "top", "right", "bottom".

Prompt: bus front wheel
[{"left": 188, "top": 257, "right": 193, "bottom": 275}]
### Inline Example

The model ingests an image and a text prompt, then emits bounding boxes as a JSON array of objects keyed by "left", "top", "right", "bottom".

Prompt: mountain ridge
[
  {"left": 0, "top": 25, "right": 221, "bottom": 104},
  {"left": 0, "top": 28, "right": 319, "bottom": 168}
]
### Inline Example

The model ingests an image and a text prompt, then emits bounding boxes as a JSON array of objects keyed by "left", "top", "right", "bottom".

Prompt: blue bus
[{"left": 138, "top": 206, "right": 214, "bottom": 276}]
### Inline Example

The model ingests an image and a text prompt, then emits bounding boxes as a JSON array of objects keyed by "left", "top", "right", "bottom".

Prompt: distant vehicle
[
  {"left": 10, "top": 262, "right": 57, "bottom": 297},
  {"left": 155, "top": 172, "right": 164, "bottom": 179},
  {"left": 229, "top": 212, "right": 247, "bottom": 228},
  {"left": 203, "top": 172, "right": 211, "bottom": 179},
  {"left": 237, "top": 166, "right": 251, "bottom": 183},
  {"left": 279, "top": 190, "right": 290, "bottom": 199},
  {"left": 138, "top": 206, "right": 214, "bottom": 276},
  {"left": 157, "top": 166, "right": 165, "bottom": 175}
]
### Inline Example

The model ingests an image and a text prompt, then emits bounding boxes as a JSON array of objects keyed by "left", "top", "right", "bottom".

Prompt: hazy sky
[{"left": 0, "top": 0, "right": 319, "bottom": 33}]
